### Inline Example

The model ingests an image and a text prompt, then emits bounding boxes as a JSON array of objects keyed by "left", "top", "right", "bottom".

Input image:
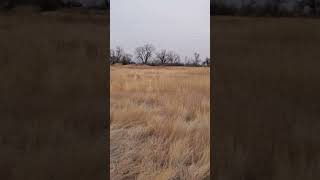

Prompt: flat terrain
[
  {"left": 0, "top": 8, "right": 108, "bottom": 179},
  {"left": 111, "top": 65, "right": 210, "bottom": 179},
  {"left": 212, "top": 16, "right": 320, "bottom": 179}
]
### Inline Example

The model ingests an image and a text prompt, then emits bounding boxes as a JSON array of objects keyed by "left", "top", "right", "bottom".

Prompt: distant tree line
[
  {"left": 110, "top": 44, "right": 210, "bottom": 67},
  {"left": 0, "top": 0, "right": 109, "bottom": 11},
  {"left": 211, "top": 0, "right": 320, "bottom": 16}
]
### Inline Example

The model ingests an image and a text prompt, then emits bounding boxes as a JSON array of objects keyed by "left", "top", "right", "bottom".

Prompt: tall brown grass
[
  {"left": 110, "top": 65, "right": 210, "bottom": 179},
  {"left": 0, "top": 7, "right": 108, "bottom": 179},
  {"left": 212, "top": 16, "right": 320, "bottom": 179}
]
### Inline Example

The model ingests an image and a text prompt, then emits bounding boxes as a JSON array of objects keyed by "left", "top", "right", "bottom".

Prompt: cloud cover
[{"left": 111, "top": 0, "right": 210, "bottom": 60}]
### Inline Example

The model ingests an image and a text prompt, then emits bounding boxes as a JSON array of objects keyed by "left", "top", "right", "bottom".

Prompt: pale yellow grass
[{"left": 110, "top": 65, "right": 210, "bottom": 180}]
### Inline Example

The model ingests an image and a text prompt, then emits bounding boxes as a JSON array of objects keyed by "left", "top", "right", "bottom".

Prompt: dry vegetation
[
  {"left": 110, "top": 65, "right": 210, "bottom": 179},
  {"left": 0, "top": 7, "right": 108, "bottom": 179},
  {"left": 212, "top": 16, "right": 320, "bottom": 179}
]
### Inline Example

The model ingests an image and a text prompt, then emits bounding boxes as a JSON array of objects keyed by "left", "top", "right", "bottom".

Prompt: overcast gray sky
[{"left": 111, "top": 0, "right": 210, "bottom": 61}]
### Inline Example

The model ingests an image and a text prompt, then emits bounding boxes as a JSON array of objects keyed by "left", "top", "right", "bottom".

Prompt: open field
[
  {"left": 0, "top": 7, "right": 108, "bottom": 179},
  {"left": 111, "top": 65, "right": 210, "bottom": 179},
  {"left": 212, "top": 16, "right": 320, "bottom": 179}
]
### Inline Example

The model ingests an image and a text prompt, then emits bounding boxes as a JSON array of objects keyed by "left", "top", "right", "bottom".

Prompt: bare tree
[
  {"left": 109, "top": 49, "right": 119, "bottom": 64},
  {"left": 110, "top": 46, "right": 125, "bottom": 64},
  {"left": 121, "top": 53, "right": 133, "bottom": 65},
  {"left": 203, "top": 57, "right": 210, "bottom": 66},
  {"left": 135, "top": 44, "right": 155, "bottom": 64},
  {"left": 192, "top": 52, "right": 201, "bottom": 66},
  {"left": 156, "top": 49, "right": 169, "bottom": 65},
  {"left": 115, "top": 46, "right": 124, "bottom": 61},
  {"left": 167, "top": 51, "right": 181, "bottom": 64},
  {"left": 184, "top": 56, "right": 193, "bottom": 66}
]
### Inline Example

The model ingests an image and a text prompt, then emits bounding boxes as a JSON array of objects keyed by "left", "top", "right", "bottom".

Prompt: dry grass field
[
  {"left": 212, "top": 16, "right": 320, "bottom": 179},
  {"left": 110, "top": 65, "right": 210, "bottom": 179},
  {"left": 0, "top": 7, "right": 108, "bottom": 180}
]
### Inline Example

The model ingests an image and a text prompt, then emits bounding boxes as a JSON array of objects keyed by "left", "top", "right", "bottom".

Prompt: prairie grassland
[
  {"left": 0, "top": 8, "right": 107, "bottom": 179},
  {"left": 212, "top": 16, "right": 320, "bottom": 179},
  {"left": 111, "top": 65, "right": 210, "bottom": 179}
]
